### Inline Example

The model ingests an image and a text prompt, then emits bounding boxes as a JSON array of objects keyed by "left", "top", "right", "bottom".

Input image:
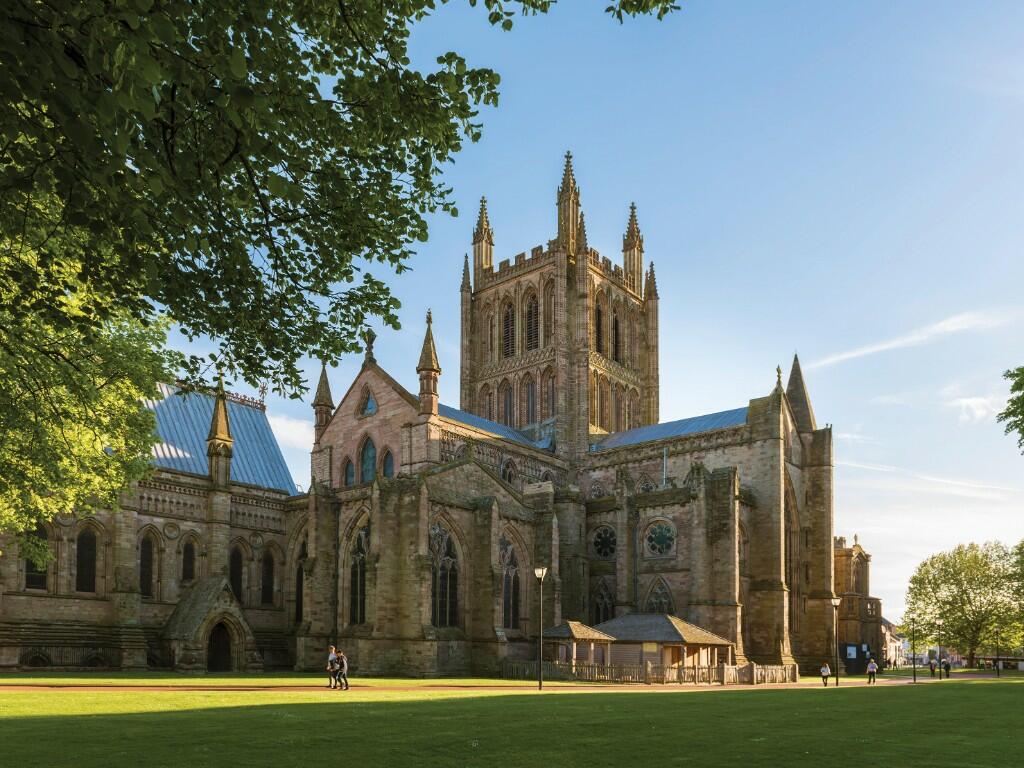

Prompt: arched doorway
[{"left": 207, "top": 622, "right": 232, "bottom": 672}]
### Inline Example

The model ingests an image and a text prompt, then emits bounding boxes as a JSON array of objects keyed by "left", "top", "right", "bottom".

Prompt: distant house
[{"left": 594, "top": 613, "right": 734, "bottom": 668}]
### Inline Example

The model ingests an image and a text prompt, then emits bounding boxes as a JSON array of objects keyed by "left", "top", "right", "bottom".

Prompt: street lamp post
[
  {"left": 995, "top": 628, "right": 1001, "bottom": 678},
  {"left": 830, "top": 596, "right": 842, "bottom": 687},
  {"left": 534, "top": 566, "right": 548, "bottom": 691},
  {"left": 935, "top": 618, "right": 944, "bottom": 679}
]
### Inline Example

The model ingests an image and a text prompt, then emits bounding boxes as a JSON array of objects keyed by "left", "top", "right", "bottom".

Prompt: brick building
[{"left": 0, "top": 154, "right": 876, "bottom": 676}]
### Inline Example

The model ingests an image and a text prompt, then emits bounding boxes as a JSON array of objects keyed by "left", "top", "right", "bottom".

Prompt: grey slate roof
[
  {"left": 543, "top": 620, "right": 616, "bottom": 642},
  {"left": 592, "top": 407, "right": 748, "bottom": 452},
  {"left": 146, "top": 383, "right": 297, "bottom": 495},
  {"left": 593, "top": 613, "right": 733, "bottom": 646},
  {"left": 438, "top": 404, "right": 550, "bottom": 451}
]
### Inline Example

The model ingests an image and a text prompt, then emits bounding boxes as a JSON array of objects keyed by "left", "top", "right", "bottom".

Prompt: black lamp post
[
  {"left": 534, "top": 566, "right": 548, "bottom": 691},
  {"left": 831, "top": 596, "right": 842, "bottom": 687},
  {"left": 935, "top": 617, "right": 944, "bottom": 679},
  {"left": 995, "top": 628, "right": 1001, "bottom": 678}
]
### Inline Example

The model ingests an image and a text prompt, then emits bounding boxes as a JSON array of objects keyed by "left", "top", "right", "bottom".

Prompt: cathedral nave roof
[{"left": 591, "top": 406, "right": 749, "bottom": 452}]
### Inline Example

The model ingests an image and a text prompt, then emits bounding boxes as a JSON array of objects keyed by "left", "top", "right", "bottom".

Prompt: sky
[{"left": 186, "top": 1, "right": 1024, "bottom": 619}]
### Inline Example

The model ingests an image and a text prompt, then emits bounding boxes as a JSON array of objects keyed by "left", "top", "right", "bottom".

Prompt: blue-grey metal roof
[
  {"left": 438, "top": 404, "right": 550, "bottom": 451},
  {"left": 592, "top": 407, "right": 749, "bottom": 452},
  {"left": 145, "top": 383, "right": 297, "bottom": 495}
]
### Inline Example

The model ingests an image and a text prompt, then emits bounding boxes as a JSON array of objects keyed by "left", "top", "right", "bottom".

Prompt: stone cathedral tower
[{"left": 459, "top": 153, "right": 660, "bottom": 468}]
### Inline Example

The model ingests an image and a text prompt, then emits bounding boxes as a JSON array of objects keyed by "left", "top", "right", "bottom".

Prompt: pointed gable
[{"left": 786, "top": 354, "right": 817, "bottom": 432}]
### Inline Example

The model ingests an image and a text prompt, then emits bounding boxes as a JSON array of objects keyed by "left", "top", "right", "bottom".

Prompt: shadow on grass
[{"left": 3, "top": 683, "right": 1023, "bottom": 768}]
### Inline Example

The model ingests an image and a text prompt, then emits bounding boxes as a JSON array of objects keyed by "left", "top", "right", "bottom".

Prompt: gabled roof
[
  {"left": 543, "top": 620, "right": 615, "bottom": 642},
  {"left": 146, "top": 383, "right": 297, "bottom": 495},
  {"left": 437, "top": 404, "right": 551, "bottom": 451},
  {"left": 594, "top": 613, "right": 733, "bottom": 646},
  {"left": 591, "top": 407, "right": 748, "bottom": 452}
]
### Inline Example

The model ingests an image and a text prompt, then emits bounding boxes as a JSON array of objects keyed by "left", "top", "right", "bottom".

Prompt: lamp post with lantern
[
  {"left": 830, "top": 596, "right": 842, "bottom": 686},
  {"left": 534, "top": 566, "right": 548, "bottom": 691}
]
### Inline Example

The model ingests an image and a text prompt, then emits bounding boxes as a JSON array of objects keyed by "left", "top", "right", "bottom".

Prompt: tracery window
[
  {"left": 182, "top": 541, "right": 196, "bottom": 582},
  {"left": 502, "top": 303, "right": 515, "bottom": 358},
  {"left": 645, "top": 580, "right": 674, "bottom": 614},
  {"left": 589, "top": 482, "right": 606, "bottom": 499},
  {"left": 593, "top": 579, "right": 614, "bottom": 625},
  {"left": 595, "top": 305, "right": 604, "bottom": 355},
  {"left": 645, "top": 521, "right": 676, "bottom": 557},
  {"left": 361, "top": 390, "right": 378, "bottom": 415},
  {"left": 429, "top": 524, "right": 458, "bottom": 628},
  {"left": 230, "top": 546, "right": 244, "bottom": 602},
  {"left": 382, "top": 449, "right": 394, "bottom": 478},
  {"left": 543, "top": 282, "right": 555, "bottom": 346},
  {"left": 24, "top": 523, "right": 48, "bottom": 591},
  {"left": 593, "top": 526, "right": 617, "bottom": 559},
  {"left": 501, "top": 460, "right": 518, "bottom": 485},
  {"left": 523, "top": 377, "right": 536, "bottom": 425},
  {"left": 140, "top": 534, "right": 156, "bottom": 598},
  {"left": 499, "top": 535, "right": 520, "bottom": 629},
  {"left": 261, "top": 551, "right": 275, "bottom": 605},
  {"left": 350, "top": 525, "right": 369, "bottom": 625},
  {"left": 612, "top": 310, "right": 621, "bottom": 362},
  {"left": 500, "top": 382, "right": 513, "bottom": 426},
  {"left": 360, "top": 438, "right": 377, "bottom": 483},
  {"left": 76, "top": 528, "right": 97, "bottom": 593},
  {"left": 636, "top": 474, "right": 656, "bottom": 494},
  {"left": 343, "top": 459, "right": 355, "bottom": 487},
  {"left": 525, "top": 295, "right": 539, "bottom": 351}
]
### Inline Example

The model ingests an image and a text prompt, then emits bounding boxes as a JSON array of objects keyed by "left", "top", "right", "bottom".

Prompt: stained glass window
[
  {"left": 593, "top": 526, "right": 617, "bottom": 559},
  {"left": 360, "top": 438, "right": 376, "bottom": 483},
  {"left": 645, "top": 522, "right": 676, "bottom": 556}
]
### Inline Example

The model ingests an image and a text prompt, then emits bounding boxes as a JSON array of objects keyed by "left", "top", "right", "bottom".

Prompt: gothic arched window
[
  {"left": 500, "top": 535, "right": 520, "bottom": 629},
  {"left": 543, "top": 369, "right": 555, "bottom": 420},
  {"left": 382, "top": 449, "right": 394, "bottom": 478},
  {"left": 140, "top": 534, "right": 156, "bottom": 598},
  {"left": 343, "top": 458, "right": 355, "bottom": 487},
  {"left": 182, "top": 540, "right": 196, "bottom": 582},
  {"left": 543, "top": 282, "right": 555, "bottom": 346},
  {"left": 523, "top": 377, "right": 536, "bottom": 426},
  {"left": 360, "top": 438, "right": 377, "bottom": 483},
  {"left": 360, "top": 390, "right": 378, "bottom": 415},
  {"left": 525, "top": 295, "right": 539, "bottom": 351},
  {"left": 429, "top": 524, "right": 458, "bottom": 628},
  {"left": 594, "top": 579, "right": 614, "bottom": 625},
  {"left": 501, "top": 460, "right": 518, "bottom": 485},
  {"left": 261, "top": 551, "right": 275, "bottom": 605},
  {"left": 645, "top": 580, "right": 674, "bottom": 614},
  {"left": 350, "top": 525, "right": 369, "bottom": 625},
  {"left": 595, "top": 305, "right": 604, "bottom": 354},
  {"left": 24, "top": 523, "right": 49, "bottom": 591},
  {"left": 76, "top": 528, "right": 97, "bottom": 593},
  {"left": 499, "top": 381, "right": 513, "bottom": 426},
  {"left": 502, "top": 303, "right": 515, "bottom": 358},
  {"left": 230, "top": 546, "right": 244, "bottom": 602},
  {"left": 294, "top": 566, "right": 304, "bottom": 622},
  {"left": 612, "top": 310, "right": 621, "bottom": 362}
]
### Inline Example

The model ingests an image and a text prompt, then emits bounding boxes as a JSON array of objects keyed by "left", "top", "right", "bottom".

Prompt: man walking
[
  {"left": 335, "top": 648, "right": 350, "bottom": 691},
  {"left": 326, "top": 645, "right": 339, "bottom": 689},
  {"left": 866, "top": 658, "right": 878, "bottom": 685},
  {"left": 820, "top": 661, "right": 831, "bottom": 687},
  {"left": 942, "top": 659, "right": 951, "bottom": 679}
]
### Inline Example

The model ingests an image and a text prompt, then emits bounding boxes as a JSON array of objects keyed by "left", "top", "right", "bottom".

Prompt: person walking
[
  {"left": 866, "top": 658, "right": 878, "bottom": 685},
  {"left": 943, "top": 659, "right": 951, "bottom": 679},
  {"left": 335, "top": 649, "right": 350, "bottom": 691},
  {"left": 820, "top": 661, "right": 831, "bottom": 687},
  {"left": 326, "top": 645, "right": 339, "bottom": 689},
  {"left": 929, "top": 659, "right": 936, "bottom": 678}
]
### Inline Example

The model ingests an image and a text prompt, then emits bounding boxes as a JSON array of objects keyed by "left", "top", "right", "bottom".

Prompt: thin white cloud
[
  {"left": 836, "top": 460, "right": 1019, "bottom": 501},
  {"left": 807, "top": 310, "right": 1019, "bottom": 370},
  {"left": 267, "top": 414, "right": 315, "bottom": 451},
  {"left": 944, "top": 394, "right": 1007, "bottom": 424},
  {"left": 835, "top": 431, "right": 879, "bottom": 445}
]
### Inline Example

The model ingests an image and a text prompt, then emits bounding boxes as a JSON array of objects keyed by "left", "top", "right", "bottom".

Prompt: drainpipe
[
  {"left": 661, "top": 447, "right": 668, "bottom": 488},
  {"left": 332, "top": 495, "right": 340, "bottom": 647}
]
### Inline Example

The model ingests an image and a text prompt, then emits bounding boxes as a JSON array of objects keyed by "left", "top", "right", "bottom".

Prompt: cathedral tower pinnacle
[
  {"left": 622, "top": 202, "right": 644, "bottom": 292},
  {"left": 472, "top": 196, "right": 494, "bottom": 276},
  {"left": 557, "top": 151, "right": 581, "bottom": 255},
  {"left": 312, "top": 362, "right": 334, "bottom": 443},
  {"left": 417, "top": 310, "right": 441, "bottom": 416},
  {"left": 207, "top": 374, "right": 234, "bottom": 487}
]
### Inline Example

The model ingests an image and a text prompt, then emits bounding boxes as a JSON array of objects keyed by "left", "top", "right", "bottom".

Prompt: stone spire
[
  {"left": 556, "top": 151, "right": 581, "bottom": 254},
  {"left": 472, "top": 196, "right": 494, "bottom": 275},
  {"left": 623, "top": 202, "right": 644, "bottom": 292},
  {"left": 578, "top": 211, "right": 588, "bottom": 253},
  {"left": 786, "top": 353, "right": 817, "bottom": 432},
  {"left": 312, "top": 362, "right": 333, "bottom": 443},
  {"left": 644, "top": 262, "right": 659, "bottom": 300},
  {"left": 417, "top": 309, "right": 441, "bottom": 416},
  {"left": 623, "top": 202, "right": 643, "bottom": 251},
  {"left": 461, "top": 253, "right": 471, "bottom": 291},
  {"left": 206, "top": 374, "right": 233, "bottom": 487}
]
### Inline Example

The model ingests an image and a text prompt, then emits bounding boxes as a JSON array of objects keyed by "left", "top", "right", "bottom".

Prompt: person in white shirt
[
  {"left": 820, "top": 661, "right": 831, "bottom": 687},
  {"left": 326, "top": 645, "right": 339, "bottom": 689},
  {"left": 866, "top": 658, "right": 878, "bottom": 684}
]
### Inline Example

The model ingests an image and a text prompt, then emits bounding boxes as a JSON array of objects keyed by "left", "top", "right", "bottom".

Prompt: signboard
[
  {"left": 643, "top": 642, "right": 659, "bottom": 653},
  {"left": 846, "top": 645, "right": 858, "bottom": 660}
]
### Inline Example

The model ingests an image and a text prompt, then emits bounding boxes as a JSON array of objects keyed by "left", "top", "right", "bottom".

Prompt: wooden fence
[{"left": 500, "top": 659, "right": 798, "bottom": 686}]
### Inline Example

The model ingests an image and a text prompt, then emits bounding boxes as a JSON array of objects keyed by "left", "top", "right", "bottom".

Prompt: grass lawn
[{"left": 1, "top": 676, "right": 1021, "bottom": 767}]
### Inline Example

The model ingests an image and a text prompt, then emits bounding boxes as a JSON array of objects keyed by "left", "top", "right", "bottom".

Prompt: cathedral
[{"left": 0, "top": 155, "right": 883, "bottom": 677}]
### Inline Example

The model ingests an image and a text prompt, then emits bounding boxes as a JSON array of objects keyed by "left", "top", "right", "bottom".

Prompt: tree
[
  {"left": 1, "top": 0, "right": 680, "bottom": 397},
  {"left": 905, "top": 542, "right": 1018, "bottom": 667},
  {"left": 0, "top": 1, "right": 678, "bottom": 539},
  {"left": 998, "top": 367, "right": 1024, "bottom": 453}
]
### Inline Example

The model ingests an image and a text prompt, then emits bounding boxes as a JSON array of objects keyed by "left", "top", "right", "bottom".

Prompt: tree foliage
[
  {"left": 998, "top": 366, "right": 1024, "bottom": 453},
  {"left": 1, "top": 0, "right": 679, "bottom": 396},
  {"left": 905, "top": 542, "right": 1021, "bottom": 666}
]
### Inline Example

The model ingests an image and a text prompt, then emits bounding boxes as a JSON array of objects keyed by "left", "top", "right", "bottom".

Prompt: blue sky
[{"left": 190, "top": 2, "right": 1024, "bottom": 618}]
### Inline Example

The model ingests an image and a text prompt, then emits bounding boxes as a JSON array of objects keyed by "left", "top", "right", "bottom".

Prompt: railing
[
  {"left": 19, "top": 646, "right": 120, "bottom": 668},
  {"left": 501, "top": 659, "right": 799, "bottom": 686}
]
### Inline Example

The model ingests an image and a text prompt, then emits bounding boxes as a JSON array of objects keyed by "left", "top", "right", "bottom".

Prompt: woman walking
[{"left": 820, "top": 661, "right": 831, "bottom": 687}]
